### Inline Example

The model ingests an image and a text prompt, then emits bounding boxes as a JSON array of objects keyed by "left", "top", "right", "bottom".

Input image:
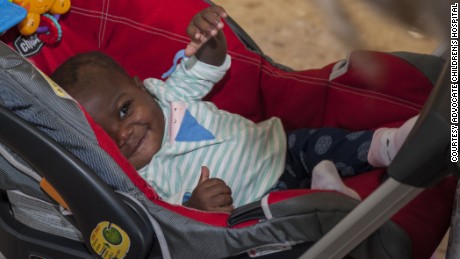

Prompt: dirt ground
[
  {"left": 213, "top": 0, "right": 439, "bottom": 70},
  {"left": 213, "top": 0, "right": 447, "bottom": 257}
]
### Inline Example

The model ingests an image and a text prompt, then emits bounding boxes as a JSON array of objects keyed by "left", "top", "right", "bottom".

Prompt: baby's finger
[
  {"left": 184, "top": 33, "right": 212, "bottom": 56},
  {"left": 186, "top": 22, "right": 201, "bottom": 40},
  {"left": 184, "top": 26, "right": 202, "bottom": 56},
  {"left": 213, "top": 205, "right": 234, "bottom": 213},
  {"left": 208, "top": 5, "right": 227, "bottom": 19},
  {"left": 198, "top": 166, "right": 210, "bottom": 184},
  {"left": 215, "top": 193, "right": 233, "bottom": 206},
  {"left": 201, "top": 8, "right": 225, "bottom": 31},
  {"left": 192, "top": 7, "right": 225, "bottom": 37}
]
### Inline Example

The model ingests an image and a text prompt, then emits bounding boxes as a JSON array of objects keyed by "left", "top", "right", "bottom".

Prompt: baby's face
[{"left": 74, "top": 70, "right": 165, "bottom": 169}]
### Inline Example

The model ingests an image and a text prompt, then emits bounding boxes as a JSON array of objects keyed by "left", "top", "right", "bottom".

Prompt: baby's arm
[
  {"left": 185, "top": 5, "right": 227, "bottom": 66},
  {"left": 183, "top": 166, "right": 234, "bottom": 213}
]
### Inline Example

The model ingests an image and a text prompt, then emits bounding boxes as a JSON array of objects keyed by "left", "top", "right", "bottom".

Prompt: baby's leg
[
  {"left": 311, "top": 160, "right": 361, "bottom": 200},
  {"left": 286, "top": 127, "right": 374, "bottom": 180},
  {"left": 367, "top": 115, "right": 419, "bottom": 167}
]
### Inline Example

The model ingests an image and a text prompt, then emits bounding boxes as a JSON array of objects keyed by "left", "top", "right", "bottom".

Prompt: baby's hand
[
  {"left": 185, "top": 5, "right": 227, "bottom": 57},
  {"left": 184, "top": 166, "right": 234, "bottom": 213}
]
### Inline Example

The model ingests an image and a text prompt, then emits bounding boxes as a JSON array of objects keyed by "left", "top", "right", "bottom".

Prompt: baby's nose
[{"left": 116, "top": 125, "right": 133, "bottom": 148}]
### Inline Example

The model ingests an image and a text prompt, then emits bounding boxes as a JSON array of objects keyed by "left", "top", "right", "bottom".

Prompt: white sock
[
  {"left": 311, "top": 160, "right": 361, "bottom": 201},
  {"left": 368, "top": 115, "right": 419, "bottom": 167}
]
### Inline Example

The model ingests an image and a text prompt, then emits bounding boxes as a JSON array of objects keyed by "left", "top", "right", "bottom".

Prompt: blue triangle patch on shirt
[{"left": 175, "top": 109, "right": 215, "bottom": 142}]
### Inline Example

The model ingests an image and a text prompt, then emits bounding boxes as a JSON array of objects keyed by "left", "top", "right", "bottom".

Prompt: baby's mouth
[
  {"left": 123, "top": 128, "right": 147, "bottom": 159},
  {"left": 131, "top": 134, "right": 146, "bottom": 157}
]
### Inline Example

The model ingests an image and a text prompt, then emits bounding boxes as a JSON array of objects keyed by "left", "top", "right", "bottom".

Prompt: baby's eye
[{"left": 119, "top": 102, "right": 131, "bottom": 118}]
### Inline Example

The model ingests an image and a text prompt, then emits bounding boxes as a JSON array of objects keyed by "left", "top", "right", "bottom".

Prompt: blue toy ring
[{"left": 161, "top": 49, "right": 186, "bottom": 79}]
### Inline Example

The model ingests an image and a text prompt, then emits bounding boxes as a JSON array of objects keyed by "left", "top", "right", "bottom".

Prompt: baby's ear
[{"left": 133, "top": 76, "right": 145, "bottom": 90}]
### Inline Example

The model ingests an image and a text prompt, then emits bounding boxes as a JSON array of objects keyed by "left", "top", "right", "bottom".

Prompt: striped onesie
[{"left": 140, "top": 55, "right": 287, "bottom": 208}]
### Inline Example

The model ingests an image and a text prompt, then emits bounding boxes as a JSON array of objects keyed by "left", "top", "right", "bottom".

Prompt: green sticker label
[{"left": 90, "top": 221, "right": 130, "bottom": 259}]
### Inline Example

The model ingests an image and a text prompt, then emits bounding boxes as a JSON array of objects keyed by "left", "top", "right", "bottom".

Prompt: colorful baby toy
[
  {"left": 0, "top": 0, "right": 27, "bottom": 33},
  {"left": 12, "top": 0, "right": 71, "bottom": 43}
]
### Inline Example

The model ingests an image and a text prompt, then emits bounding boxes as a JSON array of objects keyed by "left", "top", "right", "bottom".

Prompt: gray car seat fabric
[{"left": 0, "top": 42, "right": 413, "bottom": 259}]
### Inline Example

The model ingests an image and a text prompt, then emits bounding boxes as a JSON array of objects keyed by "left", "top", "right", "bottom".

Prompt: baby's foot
[
  {"left": 311, "top": 160, "right": 361, "bottom": 200},
  {"left": 368, "top": 115, "right": 419, "bottom": 167}
]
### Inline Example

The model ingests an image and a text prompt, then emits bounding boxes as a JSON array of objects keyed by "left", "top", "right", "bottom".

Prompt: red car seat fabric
[{"left": 0, "top": 0, "right": 455, "bottom": 258}]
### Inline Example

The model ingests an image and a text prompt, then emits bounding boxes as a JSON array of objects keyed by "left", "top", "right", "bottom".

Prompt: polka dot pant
[{"left": 276, "top": 127, "right": 374, "bottom": 190}]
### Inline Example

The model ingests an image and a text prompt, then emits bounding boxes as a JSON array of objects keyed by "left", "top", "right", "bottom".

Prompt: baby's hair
[{"left": 51, "top": 51, "right": 130, "bottom": 93}]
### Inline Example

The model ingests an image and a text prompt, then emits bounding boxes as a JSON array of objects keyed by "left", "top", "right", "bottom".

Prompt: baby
[{"left": 51, "top": 5, "right": 417, "bottom": 212}]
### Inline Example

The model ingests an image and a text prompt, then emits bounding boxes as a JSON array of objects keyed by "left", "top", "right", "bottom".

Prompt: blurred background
[
  {"left": 213, "top": 0, "right": 440, "bottom": 70},
  {"left": 213, "top": 0, "right": 447, "bottom": 257}
]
